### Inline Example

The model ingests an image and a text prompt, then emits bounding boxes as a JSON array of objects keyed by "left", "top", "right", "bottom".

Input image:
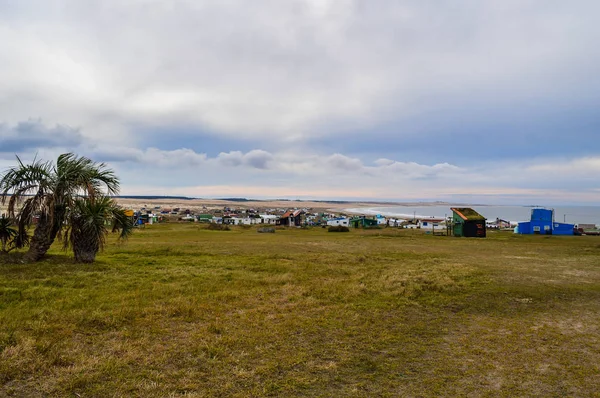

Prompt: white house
[
  {"left": 260, "top": 214, "right": 280, "bottom": 225},
  {"left": 327, "top": 217, "right": 350, "bottom": 227},
  {"left": 418, "top": 218, "right": 445, "bottom": 230}
]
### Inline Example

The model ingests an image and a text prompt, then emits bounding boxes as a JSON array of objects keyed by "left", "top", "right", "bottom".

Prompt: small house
[
  {"left": 451, "top": 208, "right": 486, "bottom": 237},
  {"left": 278, "top": 210, "right": 304, "bottom": 227},
  {"left": 418, "top": 218, "right": 446, "bottom": 231},
  {"left": 327, "top": 217, "right": 350, "bottom": 227}
]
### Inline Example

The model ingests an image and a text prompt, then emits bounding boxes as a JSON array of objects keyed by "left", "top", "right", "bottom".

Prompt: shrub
[
  {"left": 206, "top": 223, "right": 230, "bottom": 231},
  {"left": 328, "top": 226, "right": 350, "bottom": 232},
  {"left": 257, "top": 227, "right": 275, "bottom": 233}
]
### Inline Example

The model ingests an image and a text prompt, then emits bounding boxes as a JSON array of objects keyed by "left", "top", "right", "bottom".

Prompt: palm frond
[
  {"left": 0, "top": 156, "right": 52, "bottom": 206},
  {"left": 0, "top": 214, "right": 27, "bottom": 251}
]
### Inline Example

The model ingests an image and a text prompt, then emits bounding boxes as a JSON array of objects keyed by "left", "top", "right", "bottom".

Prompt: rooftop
[{"left": 451, "top": 207, "right": 486, "bottom": 221}]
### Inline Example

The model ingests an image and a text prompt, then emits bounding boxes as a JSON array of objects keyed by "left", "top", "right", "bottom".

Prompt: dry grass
[{"left": 1, "top": 224, "right": 600, "bottom": 396}]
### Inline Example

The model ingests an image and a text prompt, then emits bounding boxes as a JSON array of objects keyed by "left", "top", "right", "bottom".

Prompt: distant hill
[
  {"left": 116, "top": 195, "right": 194, "bottom": 200},
  {"left": 216, "top": 198, "right": 255, "bottom": 202}
]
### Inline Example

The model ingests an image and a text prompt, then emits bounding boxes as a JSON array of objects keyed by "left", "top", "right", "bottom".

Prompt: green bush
[
  {"left": 328, "top": 226, "right": 350, "bottom": 232},
  {"left": 206, "top": 223, "right": 230, "bottom": 231}
]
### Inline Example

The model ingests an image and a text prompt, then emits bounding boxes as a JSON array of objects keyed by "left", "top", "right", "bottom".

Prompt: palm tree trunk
[
  {"left": 23, "top": 216, "right": 54, "bottom": 262},
  {"left": 49, "top": 205, "right": 67, "bottom": 242},
  {"left": 73, "top": 239, "right": 99, "bottom": 263},
  {"left": 24, "top": 206, "right": 66, "bottom": 262}
]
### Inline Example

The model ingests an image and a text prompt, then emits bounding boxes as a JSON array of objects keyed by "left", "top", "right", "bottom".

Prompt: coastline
[{"left": 113, "top": 198, "right": 467, "bottom": 217}]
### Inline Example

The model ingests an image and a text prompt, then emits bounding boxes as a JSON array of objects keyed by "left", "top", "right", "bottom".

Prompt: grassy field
[{"left": 1, "top": 223, "right": 600, "bottom": 397}]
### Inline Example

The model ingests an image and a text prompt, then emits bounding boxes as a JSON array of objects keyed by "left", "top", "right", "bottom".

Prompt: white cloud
[
  {"left": 527, "top": 157, "right": 600, "bottom": 177},
  {"left": 2, "top": 137, "right": 599, "bottom": 203},
  {"left": 326, "top": 153, "right": 363, "bottom": 172},
  {"left": 216, "top": 150, "right": 273, "bottom": 169},
  {"left": 371, "top": 159, "right": 462, "bottom": 178}
]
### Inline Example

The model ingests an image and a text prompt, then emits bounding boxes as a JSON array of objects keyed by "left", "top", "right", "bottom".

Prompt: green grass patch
[{"left": 1, "top": 224, "right": 600, "bottom": 396}]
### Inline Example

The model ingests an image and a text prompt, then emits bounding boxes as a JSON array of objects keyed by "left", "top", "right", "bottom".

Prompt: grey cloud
[
  {"left": 243, "top": 150, "right": 274, "bottom": 170},
  {"left": 143, "top": 148, "right": 207, "bottom": 167},
  {"left": 0, "top": 119, "right": 84, "bottom": 152},
  {"left": 217, "top": 151, "right": 244, "bottom": 167},
  {"left": 326, "top": 154, "right": 363, "bottom": 172},
  {"left": 85, "top": 146, "right": 145, "bottom": 163},
  {"left": 85, "top": 146, "right": 206, "bottom": 168},
  {"left": 217, "top": 150, "right": 274, "bottom": 170},
  {"left": 3, "top": 0, "right": 599, "bottom": 144}
]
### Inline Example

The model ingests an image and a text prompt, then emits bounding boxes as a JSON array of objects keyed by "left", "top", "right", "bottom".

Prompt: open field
[{"left": 1, "top": 224, "right": 600, "bottom": 397}]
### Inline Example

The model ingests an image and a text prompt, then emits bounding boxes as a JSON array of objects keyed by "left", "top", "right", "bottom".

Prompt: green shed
[
  {"left": 450, "top": 208, "right": 486, "bottom": 237},
  {"left": 196, "top": 214, "right": 214, "bottom": 223},
  {"left": 350, "top": 217, "right": 379, "bottom": 228}
]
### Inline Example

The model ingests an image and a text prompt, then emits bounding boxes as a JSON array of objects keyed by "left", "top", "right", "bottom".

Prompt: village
[
  {"left": 128, "top": 204, "right": 472, "bottom": 232},
  {"left": 127, "top": 204, "right": 596, "bottom": 237}
]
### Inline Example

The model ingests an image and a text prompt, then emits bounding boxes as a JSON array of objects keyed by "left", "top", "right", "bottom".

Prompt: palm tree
[
  {"left": 63, "top": 196, "right": 133, "bottom": 263},
  {"left": 0, "top": 214, "right": 18, "bottom": 253},
  {"left": 0, "top": 153, "right": 120, "bottom": 262}
]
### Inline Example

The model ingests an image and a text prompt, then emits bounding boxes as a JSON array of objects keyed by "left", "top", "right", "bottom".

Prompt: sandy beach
[{"left": 114, "top": 198, "right": 389, "bottom": 215}]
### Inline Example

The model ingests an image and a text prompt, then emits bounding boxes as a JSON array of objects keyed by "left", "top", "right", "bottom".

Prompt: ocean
[{"left": 346, "top": 205, "right": 600, "bottom": 226}]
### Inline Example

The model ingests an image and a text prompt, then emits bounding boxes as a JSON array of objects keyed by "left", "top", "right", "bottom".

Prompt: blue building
[{"left": 517, "top": 208, "right": 574, "bottom": 235}]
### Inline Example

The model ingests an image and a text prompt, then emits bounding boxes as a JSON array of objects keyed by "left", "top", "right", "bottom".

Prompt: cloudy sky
[{"left": 1, "top": 0, "right": 599, "bottom": 204}]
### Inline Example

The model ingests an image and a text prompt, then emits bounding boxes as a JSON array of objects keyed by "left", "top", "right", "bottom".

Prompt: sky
[{"left": 1, "top": 0, "right": 599, "bottom": 205}]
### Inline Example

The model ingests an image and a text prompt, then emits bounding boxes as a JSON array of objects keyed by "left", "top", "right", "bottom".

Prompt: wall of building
[
  {"left": 517, "top": 221, "right": 574, "bottom": 235},
  {"left": 553, "top": 223, "right": 575, "bottom": 235},
  {"left": 419, "top": 220, "right": 444, "bottom": 230}
]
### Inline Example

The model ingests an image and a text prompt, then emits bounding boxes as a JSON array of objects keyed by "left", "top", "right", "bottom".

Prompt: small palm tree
[
  {"left": 0, "top": 214, "right": 28, "bottom": 253},
  {"left": 63, "top": 196, "right": 133, "bottom": 263},
  {"left": 0, "top": 153, "right": 119, "bottom": 262}
]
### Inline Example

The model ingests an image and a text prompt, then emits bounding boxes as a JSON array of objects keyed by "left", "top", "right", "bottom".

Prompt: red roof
[{"left": 281, "top": 210, "right": 304, "bottom": 218}]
